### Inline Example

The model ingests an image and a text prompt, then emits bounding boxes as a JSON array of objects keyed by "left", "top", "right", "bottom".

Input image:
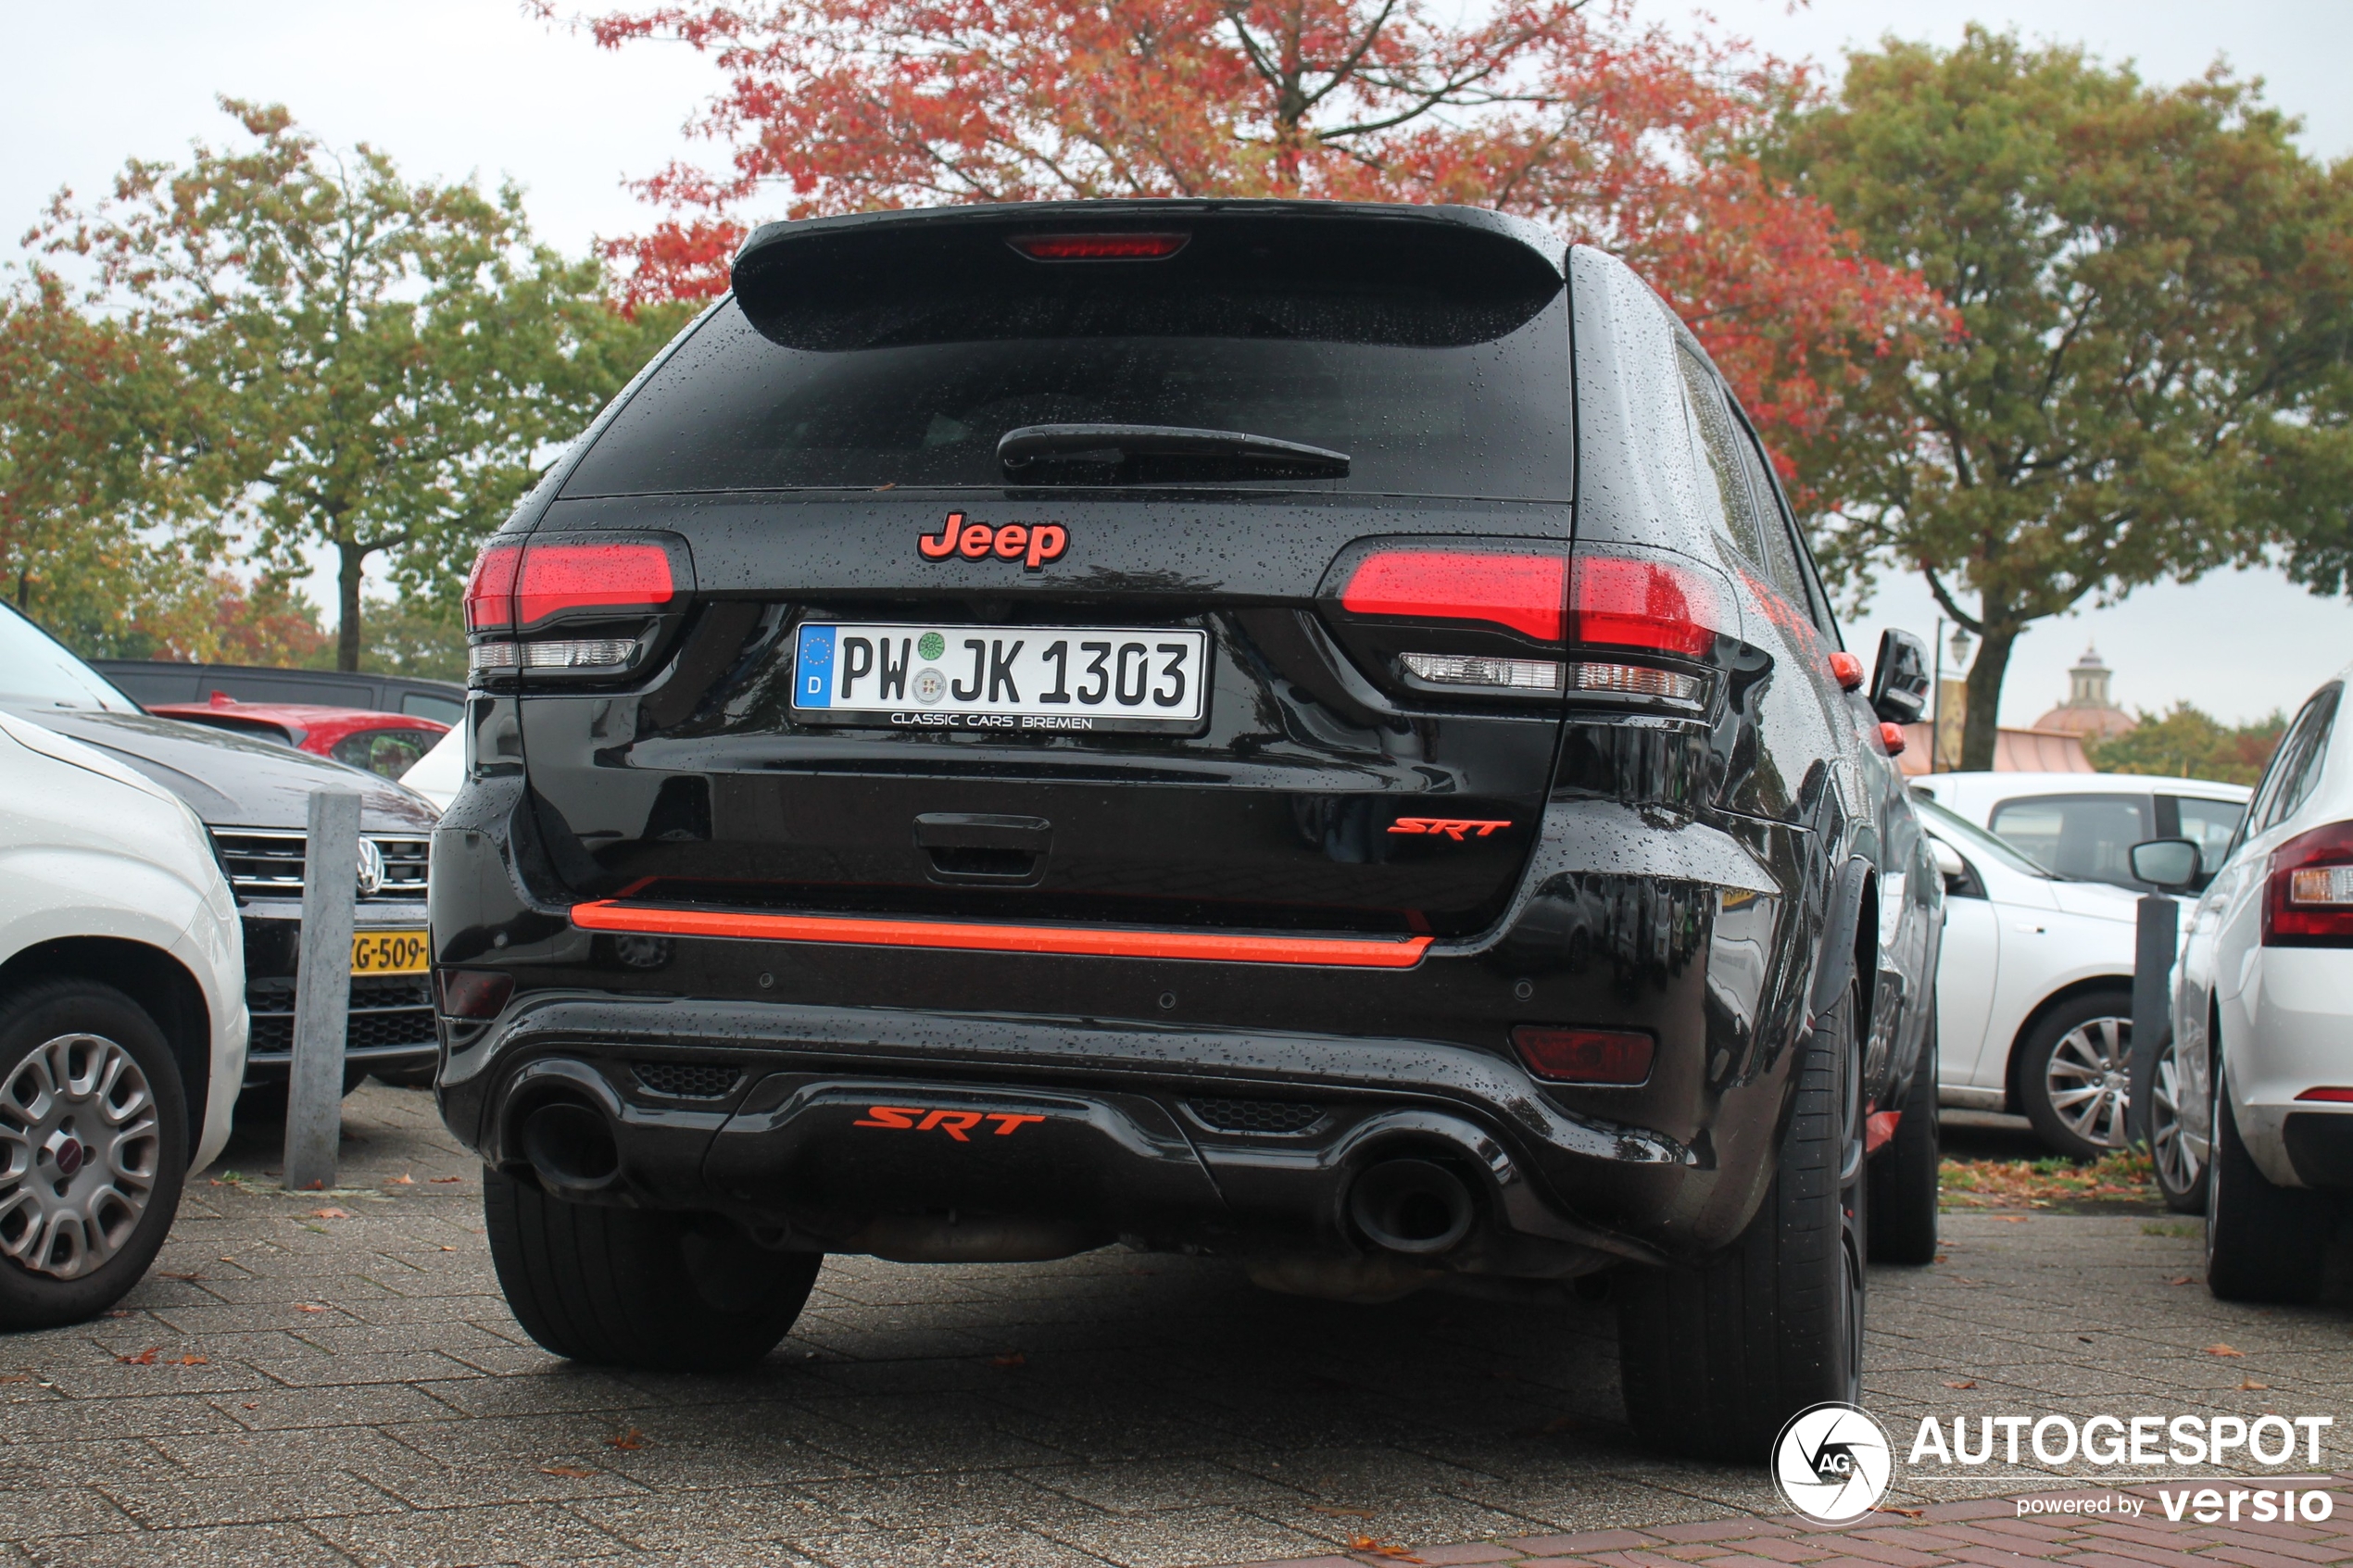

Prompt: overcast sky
[{"left": 9, "top": 1, "right": 2349, "bottom": 725}]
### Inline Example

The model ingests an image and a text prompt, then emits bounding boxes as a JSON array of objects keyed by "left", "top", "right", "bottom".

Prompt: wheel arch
[
  {"left": 0, "top": 937, "right": 212, "bottom": 1146},
  {"left": 2000, "top": 973, "right": 2134, "bottom": 1116}
]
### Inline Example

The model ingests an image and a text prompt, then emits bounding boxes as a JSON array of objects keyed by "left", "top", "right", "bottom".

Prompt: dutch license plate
[
  {"left": 791, "top": 623, "right": 1209, "bottom": 734},
  {"left": 352, "top": 930, "right": 429, "bottom": 975}
]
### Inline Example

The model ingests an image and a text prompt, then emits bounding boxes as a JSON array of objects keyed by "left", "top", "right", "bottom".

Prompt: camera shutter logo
[{"left": 1773, "top": 1402, "right": 1893, "bottom": 1524}]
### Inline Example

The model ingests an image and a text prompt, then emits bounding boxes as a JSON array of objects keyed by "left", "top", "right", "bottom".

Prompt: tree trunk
[
  {"left": 336, "top": 540, "right": 367, "bottom": 672},
  {"left": 1958, "top": 623, "right": 2017, "bottom": 771}
]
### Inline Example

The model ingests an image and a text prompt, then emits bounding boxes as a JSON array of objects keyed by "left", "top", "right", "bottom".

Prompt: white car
[
  {"left": 2160, "top": 670, "right": 2353, "bottom": 1302},
  {"left": 0, "top": 709, "right": 246, "bottom": 1329},
  {"left": 397, "top": 722, "right": 461, "bottom": 813},
  {"left": 1913, "top": 794, "right": 2146, "bottom": 1158},
  {"left": 1912, "top": 771, "right": 2251, "bottom": 893}
]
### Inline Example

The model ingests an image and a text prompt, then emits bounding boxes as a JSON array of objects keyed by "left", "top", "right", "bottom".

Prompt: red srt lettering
[
  {"left": 1387, "top": 818, "right": 1513, "bottom": 841},
  {"left": 917, "top": 513, "right": 1068, "bottom": 571},
  {"left": 853, "top": 1105, "right": 1049, "bottom": 1141}
]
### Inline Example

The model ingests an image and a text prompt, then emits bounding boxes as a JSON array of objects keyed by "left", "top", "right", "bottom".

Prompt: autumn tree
[
  {"left": 1775, "top": 31, "right": 2353, "bottom": 769},
  {"left": 38, "top": 100, "right": 691, "bottom": 671},
  {"left": 2087, "top": 704, "right": 2286, "bottom": 788},
  {"left": 555, "top": 0, "right": 1942, "bottom": 467}
]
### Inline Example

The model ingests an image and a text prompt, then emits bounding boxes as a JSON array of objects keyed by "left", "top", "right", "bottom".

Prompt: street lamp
[{"left": 1931, "top": 621, "right": 1976, "bottom": 774}]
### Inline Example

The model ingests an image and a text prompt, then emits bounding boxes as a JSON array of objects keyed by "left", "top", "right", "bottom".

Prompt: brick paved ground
[{"left": 0, "top": 1087, "right": 2345, "bottom": 1568}]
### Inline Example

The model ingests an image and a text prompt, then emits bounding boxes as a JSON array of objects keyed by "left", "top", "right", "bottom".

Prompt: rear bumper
[
  {"left": 438, "top": 995, "right": 1773, "bottom": 1270},
  {"left": 2226, "top": 947, "right": 2353, "bottom": 1185}
]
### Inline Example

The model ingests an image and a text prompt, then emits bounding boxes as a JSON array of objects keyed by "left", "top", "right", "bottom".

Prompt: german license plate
[
  {"left": 352, "top": 930, "right": 429, "bottom": 975},
  {"left": 791, "top": 623, "right": 1209, "bottom": 734}
]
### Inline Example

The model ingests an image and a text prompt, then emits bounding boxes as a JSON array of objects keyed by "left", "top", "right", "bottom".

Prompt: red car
[{"left": 145, "top": 693, "right": 450, "bottom": 779}]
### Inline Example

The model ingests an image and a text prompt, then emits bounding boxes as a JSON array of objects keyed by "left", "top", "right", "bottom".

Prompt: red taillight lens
[
  {"left": 515, "top": 542, "right": 674, "bottom": 626},
  {"left": 2295, "top": 1087, "right": 2353, "bottom": 1103},
  {"left": 435, "top": 969, "right": 513, "bottom": 1020},
  {"left": 1829, "top": 651, "right": 1864, "bottom": 690},
  {"left": 2265, "top": 821, "right": 2353, "bottom": 947},
  {"left": 1567, "top": 555, "right": 1724, "bottom": 659},
  {"left": 1340, "top": 549, "right": 1567, "bottom": 642},
  {"left": 464, "top": 541, "right": 523, "bottom": 632},
  {"left": 1512, "top": 1025, "right": 1655, "bottom": 1085},
  {"left": 1010, "top": 232, "right": 1189, "bottom": 260}
]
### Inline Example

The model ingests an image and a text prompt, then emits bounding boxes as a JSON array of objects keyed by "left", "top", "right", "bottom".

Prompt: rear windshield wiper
[{"left": 997, "top": 423, "right": 1350, "bottom": 480}]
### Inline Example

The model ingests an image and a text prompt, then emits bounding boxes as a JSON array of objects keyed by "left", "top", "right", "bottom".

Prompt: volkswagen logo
[
  {"left": 355, "top": 838, "right": 385, "bottom": 897},
  {"left": 1772, "top": 1401, "right": 1894, "bottom": 1525}
]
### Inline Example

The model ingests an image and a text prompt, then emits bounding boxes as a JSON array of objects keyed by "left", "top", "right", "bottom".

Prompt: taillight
[
  {"left": 436, "top": 969, "right": 514, "bottom": 1020},
  {"left": 2265, "top": 821, "right": 2353, "bottom": 947},
  {"left": 2295, "top": 1087, "right": 2353, "bottom": 1102},
  {"left": 464, "top": 541, "right": 523, "bottom": 632},
  {"left": 1340, "top": 548, "right": 1566, "bottom": 642},
  {"left": 1566, "top": 554, "right": 1725, "bottom": 659}
]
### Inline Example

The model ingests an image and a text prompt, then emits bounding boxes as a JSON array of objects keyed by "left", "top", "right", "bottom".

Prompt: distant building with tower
[
  {"left": 1900, "top": 640, "right": 2136, "bottom": 775},
  {"left": 2030, "top": 645, "right": 2137, "bottom": 741}
]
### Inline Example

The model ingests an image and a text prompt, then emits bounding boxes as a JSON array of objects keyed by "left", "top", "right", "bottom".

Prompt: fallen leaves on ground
[
  {"left": 2241, "top": 1378, "right": 2271, "bottom": 1390},
  {"left": 988, "top": 1351, "right": 1026, "bottom": 1368},
  {"left": 604, "top": 1427, "right": 648, "bottom": 1450},
  {"left": 241, "top": 1401, "right": 258, "bottom": 1410},
  {"left": 1877, "top": 1505, "right": 1927, "bottom": 1519},
  {"left": 1347, "top": 1536, "right": 1423, "bottom": 1562},
  {"left": 294, "top": 1304, "right": 329, "bottom": 1314},
  {"left": 1306, "top": 1504, "right": 1377, "bottom": 1518},
  {"left": 2206, "top": 1344, "right": 2245, "bottom": 1357},
  {"left": 541, "top": 1464, "right": 596, "bottom": 1477},
  {"left": 154, "top": 1272, "right": 202, "bottom": 1282},
  {"left": 170, "top": 1355, "right": 207, "bottom": 1366},
  {"left": 2171, "top": 1276, "right": 2197, "bottom": 1286},
  {"left": 430, "top": 1176, "right": 463, "bottom": 1184},
  {"left": 386, "top": 1174, "right": 415, "bottom": 1185},
  {"left": 1940, "top": 1148, "right": 2154, "bottom": 1210},
  {"left": 117, "top": 1348, "right": 157, "bottom": 1365},
  {"left": 310, "top": 1208, "right": 350, "bottom": 1220},
  {"left": 1943, "top": 1380, "right": 1977, "bottom": 1389},
  {"left": 0, "top": 1373, "right": 32, "bottom": 1384}
]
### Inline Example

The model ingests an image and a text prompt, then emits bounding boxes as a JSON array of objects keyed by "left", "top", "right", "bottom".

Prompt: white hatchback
[
  {"left": 0, "top": 710, "right": 247, "bottom": 1329},
  {"left": 2161, "top": 671, "right": 2353, "bottom": 1302},
  {"left": 1912, "top": 794, "right": 2146, "bottom": 1158},
  {"left": 1912, "top": 771, "right": 2251, "bottom": 892}
]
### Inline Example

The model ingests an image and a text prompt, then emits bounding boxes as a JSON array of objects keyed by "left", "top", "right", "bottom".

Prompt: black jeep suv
[{"left": 430, "top": 201, "right": 1943, "bottom": 1460}]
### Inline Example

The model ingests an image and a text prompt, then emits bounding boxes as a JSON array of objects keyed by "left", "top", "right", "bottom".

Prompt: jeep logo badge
[{"left": 918, "top": 511, "right": 1068, "bottom": 571}]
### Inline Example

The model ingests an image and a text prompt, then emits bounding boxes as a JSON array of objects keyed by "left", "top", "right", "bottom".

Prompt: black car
[
  {"left": 0, "top": 608, "right": 443, "bottom": 1094},
  {"left": 430, "top": 201, "right": 1943, "bottom": 1460}
]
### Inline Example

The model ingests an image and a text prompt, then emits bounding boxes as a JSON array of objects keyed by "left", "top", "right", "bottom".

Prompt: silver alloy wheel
[
  {"left": 2043, "top": 1013, "right": 2133, "bottom": 1150},
  {"left": 0, "top": 1034, "right": 162, "bottom": 1280},
  {"left": 2149, "top": 1037, "right": 2203, "bottom": 1195}
]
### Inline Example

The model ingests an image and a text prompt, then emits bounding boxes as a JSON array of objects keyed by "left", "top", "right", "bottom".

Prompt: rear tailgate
[{"left": 488, "top": 206, "right": 1579, "bottom": 942}]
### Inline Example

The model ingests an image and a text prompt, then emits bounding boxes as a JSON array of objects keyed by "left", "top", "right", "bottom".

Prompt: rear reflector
[
  {"left": 1399, "top": 652, "right": 1566, "bottom": 694},
  {"left": 1567, "top": 555, "right": 1724, "bottom": 659},
  {"left": 1340, "top": 549, "right": 1567, "bottom": 642},
  {"left": 436, "top": 969, "right": 513, "bottom": 1020},
  {"left": 2295, "top": 1087, "right": 2353, "bottom": 1103},
  {"left": 572, "top": 902, "right": 1431, "bottom": 968},
  {"left": 1010, "top": 232, "right": 1189, "bottom": 260},
  {"left": 465, "top": 540, "right": 675, "bottom": 632},
  {"left": 1512, "top": 1025, "right": 1655, "bottom": 1085}
]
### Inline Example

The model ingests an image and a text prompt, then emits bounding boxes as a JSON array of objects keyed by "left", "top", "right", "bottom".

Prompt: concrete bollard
[{"left": 284, "top": 786, "right": 361, "bottom": 1191}]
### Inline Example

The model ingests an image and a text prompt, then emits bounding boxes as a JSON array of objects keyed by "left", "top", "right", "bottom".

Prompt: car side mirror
[
  {"left": 2129, "top": 837, "right": 2202, "bottom": 893},
  {"left": 1869, "top": 629, "right": 1931, "bottom": 725},
  {"left": 1929, "top": 838, "right": 1966, "bottom": 880}
]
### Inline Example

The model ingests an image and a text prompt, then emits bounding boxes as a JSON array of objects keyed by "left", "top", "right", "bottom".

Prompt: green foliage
[
  {"left": 302, "top": 597, "right": 468, "bottom": 683},
  {"left": 2087, "top": 703, "right": 2286, "bottom": 786},
  {"left": 1775, "top": 31, "right": 2353, "bottom": 770},
  {"left": 37, "top": 100, "right": 688, "bottom": 671}
]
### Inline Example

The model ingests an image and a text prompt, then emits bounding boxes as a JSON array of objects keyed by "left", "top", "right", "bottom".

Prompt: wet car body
[{"left": 429, "top": 200, "right": 1940, "bottom": 1297}]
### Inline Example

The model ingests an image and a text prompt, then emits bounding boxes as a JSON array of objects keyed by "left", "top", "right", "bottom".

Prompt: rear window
[{"left": 564, "top": 215, "right": 1573, "bottom": 500}]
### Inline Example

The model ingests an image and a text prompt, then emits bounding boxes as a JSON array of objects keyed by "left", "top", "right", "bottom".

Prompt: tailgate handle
[{"left": 914, "top": 814, "right": 1052, "bottom": 852}]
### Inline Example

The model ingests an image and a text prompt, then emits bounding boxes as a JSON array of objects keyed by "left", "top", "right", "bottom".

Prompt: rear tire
[
  {"left": 2206, "top": 1066, "right": 2323, "bottom": 1304},
  {"left": 484, "top": 1167, "right": 822, "bottom": 1371},
  {"left": 1617, "top": 978, "right": 1866, "bottom": 1462},
  {"left": 1867, "top": 1017, "right": 1940, "bottom": 1265},
  {"left": 0, "top": 981, "right": 189, "bottom": 1332}
]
